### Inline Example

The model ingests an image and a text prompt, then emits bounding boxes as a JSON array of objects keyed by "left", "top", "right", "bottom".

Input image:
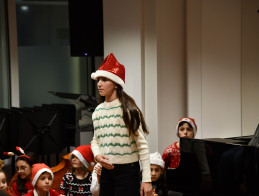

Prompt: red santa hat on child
[
  {"left": 31, "top": 163, "right": 54, "bottom": 186},
  {"left": 176, "top": 117, "right": 197, "bottom": 137},
  {"left": 70, "top": 145, "right": 95, "bottom": 168},
  {"left": 91, "top": 53, "right": 125, "bottom": 88},
  {"left": 150, "top": 152, "right": 165, "bottom": 169}
]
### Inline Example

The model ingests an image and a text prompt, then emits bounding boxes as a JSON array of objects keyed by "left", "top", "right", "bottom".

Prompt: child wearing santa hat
[
  {"left": 162, "top": 117, "right": 197, "bottom": 169},
  {"left": 25, "top": 163, "right": 59, "bottom": 196},
  {"left": 59, "top": 145, "right": 94, "bottom": 196},
  {"left": 149, "top": 152, "right": 167, "bottom": 196},
  {"left": 91, "top": 53, "right": 152, "bottom": 196}
]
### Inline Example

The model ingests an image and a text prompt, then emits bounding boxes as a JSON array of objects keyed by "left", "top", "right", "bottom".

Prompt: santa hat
[
  {"left": 150, "top": 152, "right": 165, "bottom": 169},
  {"left": 31, "top": 163, "right": 53, "bottom": 186},
  {"left": 70, "top": 145, "right": 95, "bottom": 168},
  {"left": 176, "top": 117, "right": 197, "bottom": 136},
  {"left": 91, "top": 53, "right": 125, "bottom": 88}
]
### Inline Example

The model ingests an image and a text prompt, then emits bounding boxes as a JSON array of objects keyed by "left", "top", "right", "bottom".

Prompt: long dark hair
[
  {"left": 15, "top": 156, "right": 33, "bottom": 194},
  {"left": 99, "top": 85, "right": 149, "bottom": 136}
]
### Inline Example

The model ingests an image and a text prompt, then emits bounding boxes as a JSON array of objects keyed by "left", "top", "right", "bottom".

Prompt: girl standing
[
  {"left": 59, "top": 145, "right": 94, "bottom": 196},
  {"left": 90, "top": 53, "right": 152, "bottom": 196}
]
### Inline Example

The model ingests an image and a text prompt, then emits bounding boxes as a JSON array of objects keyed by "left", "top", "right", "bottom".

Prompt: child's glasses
[{"left": 15, "top": 166, "right": 28, "bottom": 172}]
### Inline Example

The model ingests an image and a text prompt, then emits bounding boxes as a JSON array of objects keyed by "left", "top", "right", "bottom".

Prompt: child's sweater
[
  {"left": 91, "top": 99, "right": 151, "bottom": 182},
  {"left": 25, "top": 189, "right": 59, "bottom": 196},
  {"left": 60, "top": 172, "right": 92, "bottom": 196}
]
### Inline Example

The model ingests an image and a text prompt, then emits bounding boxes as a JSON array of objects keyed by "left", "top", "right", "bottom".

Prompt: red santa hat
[
  {"left": 150, "top": 152, "right": 165, "bottom": 169},
  {"left": 176, "top": 117, "right": 197, "bottom": 137},
  {"left": 31, "top": 163, "right": 53, "bottom": 186},
  {"left": 91, "top": 53, "right": 125, "bottom": 88},
  {"left": 70, "top": 145, "right": 95, "bottom": 168}
]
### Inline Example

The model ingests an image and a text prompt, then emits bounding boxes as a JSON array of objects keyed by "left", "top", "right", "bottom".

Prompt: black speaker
[{"left": 68, "top": 0, "right": 103, "bottom": 57}]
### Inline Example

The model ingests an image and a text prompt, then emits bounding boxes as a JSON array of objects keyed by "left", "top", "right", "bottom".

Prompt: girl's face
[
  {"left": 97, "top": 77, "right": 118, "bottom": 101},
  {"left": 71, "top": 154, "right": 83, "bottom": 169},
  {"left": 150, "top": 164, "right": 163, "bottom": 182},
  {"left": 16, "top": 160, "right": 32, "bottom": 179},
  {"left": 178, "top": 122, "right": 194, "bottom": 138},
  {"left": 35, "top": 172, "right": 53, "bottom": 193},
  {"left": 0, "top": 172, "right": 7, "bottom": 191}
]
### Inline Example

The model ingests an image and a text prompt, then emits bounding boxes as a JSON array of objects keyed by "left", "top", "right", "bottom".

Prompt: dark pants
[{"left": 99, "top": 161, "right": 141, "bottom": 196}]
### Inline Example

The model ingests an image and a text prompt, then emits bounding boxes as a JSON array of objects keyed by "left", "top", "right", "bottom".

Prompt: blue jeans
[{"left": 99, "top": 161, "right": 141, "bottom": 196}]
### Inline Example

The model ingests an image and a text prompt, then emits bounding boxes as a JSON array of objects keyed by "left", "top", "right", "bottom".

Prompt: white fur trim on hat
[
  {"left": 70, "top": 150, "right": 88, "bottom": 168},
  {"left": 32, "top": 168, "right": 54, "bottom": 186},
  {"left": 150, "top": 152, "right": 165, "bottom": 169},
  {"left": 91, "top": 70, "right": 125, "bottom": 88},
  {"left": 176, "top": 117, "right": 197, "bottom": 137}
]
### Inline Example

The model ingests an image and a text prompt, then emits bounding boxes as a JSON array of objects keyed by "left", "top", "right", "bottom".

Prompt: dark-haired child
[
  {"left": 91, "top": 53, "right": 152, "bottom": 196},
  {"left": 25, "top": 163, "right": 58, "bottom": 196},
  {"left": 162, "top": 117, "right": 197, "bottom": 169},
  {"left": 11, "top": 154, "right": 33, "bottom": 196},
  {"left": 149, "top": 152, "right": 167, "bottom": 196}
]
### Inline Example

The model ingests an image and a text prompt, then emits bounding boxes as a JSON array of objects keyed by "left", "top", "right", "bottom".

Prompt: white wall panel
[
  {"left": 201, "top": 0, "right": 242, "bottom": 138},
  {"left": 157, "top": 0, "right": 186, "bottom": 152},
  {"left": 103, "top": 0, "right": 143, "bottom": 108},
  {"left": 241, "top": 0, "right": 259, "bottom": 135}
]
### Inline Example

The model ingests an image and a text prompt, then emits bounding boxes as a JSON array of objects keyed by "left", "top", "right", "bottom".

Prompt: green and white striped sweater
[{"left": 91, "top": 98, "right": 151, "bottom": 182}]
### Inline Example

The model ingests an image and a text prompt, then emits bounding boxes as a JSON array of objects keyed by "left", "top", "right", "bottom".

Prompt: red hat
[
  {"left": 176, "top": 117, "right": 197, "bottom": 136},
  {"left": 70, "top": 145, "right": 95, "bottom": 168},
  {"left": 31, "top": 163, "right": 53, "bottom": 186},
  {"left": 91, "top": 53, "right": 125, "bottom": 88}
]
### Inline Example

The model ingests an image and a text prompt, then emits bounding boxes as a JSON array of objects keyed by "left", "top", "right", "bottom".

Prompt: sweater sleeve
[
  {"left": 162, "top": 146, "right": 171, "bottom": 169},
  {"left": 90, "top": 163, "right": 101, "bottom": 196},
  {"left": 133, "top": 126, "right": 151, "bottom": 182},
  {"left": 90, "top": 129, "right": 101, "bottom": 159}
]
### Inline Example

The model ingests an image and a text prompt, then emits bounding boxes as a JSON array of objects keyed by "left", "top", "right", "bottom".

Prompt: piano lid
[
  {"left": 48, "top": 91, "right": 98, "bottom": 110},
  {"left": 166, "top": 137, "right": 259, "bottom": 196}
]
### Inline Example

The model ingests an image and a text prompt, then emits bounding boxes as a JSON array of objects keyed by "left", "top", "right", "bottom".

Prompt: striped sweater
[{"left": 91, "top": 98, "right": 151, "bottom": 182}]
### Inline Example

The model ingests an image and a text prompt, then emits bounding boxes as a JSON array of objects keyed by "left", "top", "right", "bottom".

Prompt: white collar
[{"left": 33, "top": 189, "right": 50, "bottom": 196}]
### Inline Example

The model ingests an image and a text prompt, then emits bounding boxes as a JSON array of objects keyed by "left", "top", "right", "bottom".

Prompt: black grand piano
[{"left": 166, "top": 125, "right": 259, "bottom": 196}]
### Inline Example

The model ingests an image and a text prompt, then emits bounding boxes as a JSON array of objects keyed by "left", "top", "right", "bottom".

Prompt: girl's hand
[
  {"left": 140, "top": 182, "right": 153, "bottom": 196},
  {"left": 151, "top": 189, "right": 158, "bottom": 196},
  {"left": 96, "top": 154, "right": 114, "bottom": 170}
]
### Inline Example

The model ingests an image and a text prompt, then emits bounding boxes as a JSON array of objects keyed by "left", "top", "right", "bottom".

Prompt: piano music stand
[
  {"left": 10, "top": 107, "right": 65, "bottom": 157},
  {"left": 48, "top": 91, "right": 98, "bottom": 146}
]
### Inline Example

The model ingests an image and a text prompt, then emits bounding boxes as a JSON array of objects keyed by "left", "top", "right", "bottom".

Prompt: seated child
[
  {"left": 10, "top": 148, "right": 34, "bottom": 196},
  {"left": 162, "top": 117, "right": 197, "bottom": 169},
  {"left": 60, "top": 145, "right": 95, "bottom": 196},
  {"left": 25, "top": 163, "right": 59, "bottom": 196},
  {"left": 0, "top": 159, "right": 11, "bottom": 196},
  {"left": 149, "top": 152, "right": 167, "bottom": 196}
]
